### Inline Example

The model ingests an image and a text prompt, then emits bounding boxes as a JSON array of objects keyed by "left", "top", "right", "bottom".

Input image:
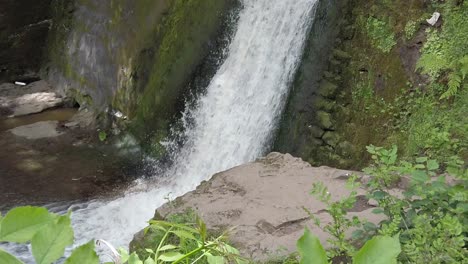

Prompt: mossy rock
[
  {"left": 316, "top": 111, "right": 334, "bottom": 130},
  {"left": 308, "top": 125, "right": 325, "bottom": 139},
  {"left": 333, "top": 49, "right": 352, "bottom": 61},
  {"left": 322, "top": 131, "right": 340, "bottom": 148},
  {"left": 315, "top": 97, "right": 336, "bottom": 112},
  {"left": 318, "top": 79, "right": 339, "bottom": 99}
]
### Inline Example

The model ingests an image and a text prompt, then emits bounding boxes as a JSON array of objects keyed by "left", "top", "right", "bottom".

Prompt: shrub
[{"left": 365, "top": 17, "right": 397, "bottom": 53}]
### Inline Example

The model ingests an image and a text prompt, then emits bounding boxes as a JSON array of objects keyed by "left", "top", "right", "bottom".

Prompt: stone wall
[{"left": 274, "top": 0, "right": 353, "bottom": 167}]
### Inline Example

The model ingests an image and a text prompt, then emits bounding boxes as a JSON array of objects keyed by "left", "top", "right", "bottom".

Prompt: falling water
[{"left": 3, "top": 0, "right": 318, "bottom": 262}]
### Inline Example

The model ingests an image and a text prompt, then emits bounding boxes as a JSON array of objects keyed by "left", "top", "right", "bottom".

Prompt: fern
[
  {"left": 441, "top": 72, "right": 462, "bottom": 99},
  {"left": 459, "top": 56, "right": 468, "bottom": 79},
  {"left": 416, "top": 53, "right": 449, "bottom": 78}
]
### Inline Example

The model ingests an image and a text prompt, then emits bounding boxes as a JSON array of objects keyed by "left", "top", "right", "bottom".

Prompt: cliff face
[
  {"left": 44, "top": 0, "right": 238, "bottom": 153},
  {"left": 274, "top": 0, "right": 351, "bottom": 166},
  {"left": 0, "top": 0, "right": 53, "bottom": 82}
]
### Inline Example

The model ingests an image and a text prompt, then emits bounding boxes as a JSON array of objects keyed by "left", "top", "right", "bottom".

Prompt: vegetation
[
  {"left": 0, "top": 207, "right": 98, "bottom": 264},
  {"left": 416, "top": 1, "right": 468, "bottom": 99},
  {"left": 365, "top": 17, "right": 397, "bottom": 53},
  {"left": 297, "top": 145, "right": 468, "bottom": 263}
]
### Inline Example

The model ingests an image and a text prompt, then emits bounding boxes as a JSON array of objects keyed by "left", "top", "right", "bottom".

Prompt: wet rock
[
  {"left": 314, "top": 97, "right": 336, "bottom": 112},
  {"left": 316, "top": 111, "right": 334, "bottom": 130},
  {"left": 9, "top": 121, "right": 62, "bottom": 139},
  {"left": 322, "top": 131, "right": 340, "bottom": 148},
  {"left": 308, "top": 125, "right": 325, "bottom": 139},
  {"left": 134, "top": 153, "right": 384, "bottom": 261},
  {"left": 318, "top": 79, "right": 338, "bottom": 99},
  {"left": 333, "top": 49, "right": 351, "bottom": 61},
  {"left": 0, "top": 81, "right": 63, "bottom": 117},
  {"left": 337, "top": 140, "right": 355, "bottom": 157}
]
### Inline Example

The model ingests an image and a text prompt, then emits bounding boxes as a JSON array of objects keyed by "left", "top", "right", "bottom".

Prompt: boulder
[
  {"left": 317, "top": 79, "right": 338, "bottom": 98},
  {"left": 133, "top": 153, "right": 385, "bottom": 261},
  {"left": 322, "top": 131, "right": 340, "bottom": 148},
  {"left": 0, "top": 80, "right": 63, "bottom": 117},
  {"left": 316, "top": 111, "right": 334, "bottom": 130}
]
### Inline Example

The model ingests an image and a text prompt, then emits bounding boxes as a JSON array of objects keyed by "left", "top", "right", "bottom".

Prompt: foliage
[
  {"left": 404, "top": 20, "right": 418, "bottom": 40},
  {"left": 296, "top": 228, "right": 327, "bottom": 264},
  {"left": 0, "top": 207, "right": 244, "bottom": 264},
  {"left": 365, "top": 146, "right": 468, "bottom": 263},
  {"left": 307, "top": 175, "right": 362, "bottom": 259},
  {"left": 363, "top": 145, "right": 399, "bottom": 187},
  {"left": 301, "top": 145, "right": 467, "bottom": 263},
  {"left": 296, "top": 229, "right": 401, "bottom": 264},
  {"left": 402, "top": 89, "right": 468, "bottom": 162},
  {"left": 0, "top": 206, "right": 98, "bottom": 264},
  {"left": 120, "top": 217, "right": 247, "bottom": 264},
  {"left": 416, "top": 2, "right": 468, "bottom": 98},
  {"left": 99, "top": 131, "right": 108, "bottom": 142},
  {"left": 365, "top": 17, "right": 397, "bottom": 53}
]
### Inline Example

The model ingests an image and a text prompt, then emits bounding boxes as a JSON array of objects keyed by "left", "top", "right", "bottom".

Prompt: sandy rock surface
[{"left": 141, "top": 153, "right": 385, "bottom": 260}]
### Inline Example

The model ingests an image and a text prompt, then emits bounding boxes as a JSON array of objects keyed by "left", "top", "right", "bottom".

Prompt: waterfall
[{"left": 5, "top": 0, "right": 318, "bottom": 262}]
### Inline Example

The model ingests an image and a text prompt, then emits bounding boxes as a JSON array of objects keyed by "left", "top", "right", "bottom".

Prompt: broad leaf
[
  {"left": 427, "top": 160, "right": 439, "bottom": 171},
  {"left": 64, "top": 241, "right": 99, "bottom": 264},
  {"left": 128, "top": 253, "right": 143, "bottom": 264},
  {"left": 0, "top": 248, "right": 24, "bottom": 264},
  {"left": 297, "top": 228, "right": 327, "bottom": 264},
  {"left": 158, "top": 251, "right": 184, "bottom": 262},
  {"left": 207, "top": 255, "right": 225, "bottom": 264},
  {"left": 144, "top": 257, "right": 156, "bottom": 264},
  {"left": 353, "top": 235, "right": 401, "bottom": 264},
  {"left": 0, "top": 206, "right": 53, "bottom": 243},
  {"left": 170, "top": 230, "right": 196, "bottom": 240},
  {"left": 411, "top": 170, "right": 429, "bottom": 183},
  {"left": 32, "top": 215, "right": 74, "bottom": 264},
  {"left": 118, "top": 248, "right": 130, "bottom": 263}
]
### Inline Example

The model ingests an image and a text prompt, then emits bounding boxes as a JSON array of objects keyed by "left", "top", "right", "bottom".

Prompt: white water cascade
[{"left": 5, "top": 0, "right": 318, "bottom": 261}]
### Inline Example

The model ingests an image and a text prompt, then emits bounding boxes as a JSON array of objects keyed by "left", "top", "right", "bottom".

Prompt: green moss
[
  {"left": 331, "top": 0, "right": 468, "bottom": 167},
  {"left": 67, "top": 88, "right": 93, "bottom": 107},
  {"left": 129, "top": 0, "right": 234, "bottom": 146}
]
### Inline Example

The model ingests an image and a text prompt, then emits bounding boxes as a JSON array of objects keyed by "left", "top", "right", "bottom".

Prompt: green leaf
[
  {"left": 98, "top": 131, "right": 107, "bottom": 142},
  {"left": 353, "top": 235, "right": 401, "bottom": 264},
  {"left": 158, "top": 245, "right": 178, "bottom": 251},
  {"left": 411, "top": 170, "right": 429, "bottom": 183},
  {"left": 32, "top": 215, "right": 74, "bottom": 264},
  {"left": 207, "top": 255, "right": 225, "bottom": 264},
  {"left": 414, "top": 164, "right": 425, "bottom": 169},
  {"left": 128, "top": 253, "right": 143, "bottom": 264},
  {"left": 170, "top": 230, "right": 196, "bottom": 240},
  {"left": 0, "top": 248, "right": 24, "bottom": 264},
  {"left": 427, "top": 160, "right": 439, "bottom": 171},
  {"left": 158, "top": 252, "right": 184, "bottom": 262},
  {"left": 144, "top": 257, "right": 156, "bottom": 264},
  {"left": 372, "top": 208, "right": 385, "bottom": 214},
  {"left": 0, "top": 206, "right": 54, "bottom": 243},
  {"left": 297, "top": 228, "right": 327, "bottom": 264},
  {"left": 118, "top": 248, "right": 130, "bottom": 263},
  {"left": 64, "top": 241, "right": 99, "bottom": 264},
  {"left": 415, "top": 157, "right": 428, "bottom": 163},
  {"left": 197, "top": 217, "right": 208, "bottom": 242}
]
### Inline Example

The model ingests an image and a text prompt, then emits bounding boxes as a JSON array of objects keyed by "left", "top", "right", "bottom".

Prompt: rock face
[
  {"left": 133, "top": 153, "right": 383, "bottom": 261},
  {"left": 274, "top": 0, "right": 352, "bottom": 167},
  {"left": 0, "top": 81, "right": 63, "bottom": 117},
  {"left": 0, "top": 0, "right": 53, "bottom": 82}
]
